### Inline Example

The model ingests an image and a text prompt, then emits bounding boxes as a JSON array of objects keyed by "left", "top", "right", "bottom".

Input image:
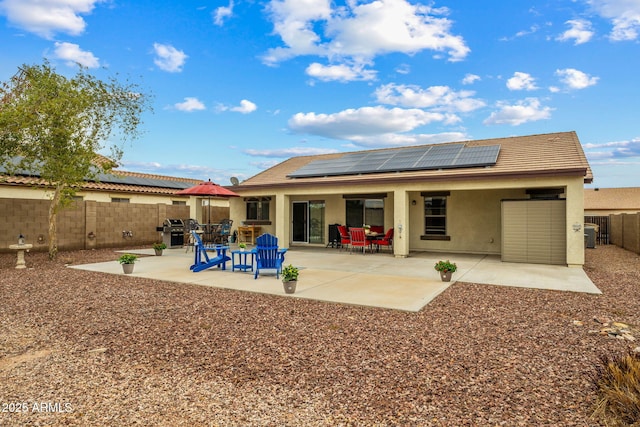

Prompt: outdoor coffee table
[{"left": 231, "top": 249, "right": 256, "bottom": 272}]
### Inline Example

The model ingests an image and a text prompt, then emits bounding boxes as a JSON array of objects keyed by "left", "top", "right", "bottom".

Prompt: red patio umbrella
[{"left": 175, "top": 179, "right": 240, "bottom": 225}]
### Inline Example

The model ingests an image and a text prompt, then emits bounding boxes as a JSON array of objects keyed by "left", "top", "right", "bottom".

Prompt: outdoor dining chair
[
  {"left": 372, "top": 228, "right": 394, "bottom": 253},
  {"left": 337, "top": 225, "right": 350, "bottom": 251},
  {"left": 254, "top": 233, "right": 288, "bottom": 279},
  {"left": 349, "top": 227, "right": 368, "bottom": 255}
]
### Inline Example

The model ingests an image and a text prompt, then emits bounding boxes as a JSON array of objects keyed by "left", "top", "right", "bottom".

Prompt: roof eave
[{"left": 235, "top": 168, "right": 591, "bottom": 192}]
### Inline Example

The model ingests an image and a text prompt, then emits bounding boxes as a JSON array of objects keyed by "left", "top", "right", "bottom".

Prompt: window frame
[{"left": 421, "top": 191, "right": 451, "bottom": 241}]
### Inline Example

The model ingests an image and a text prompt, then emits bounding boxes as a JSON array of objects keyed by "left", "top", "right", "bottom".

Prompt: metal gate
[{"left": 584, "top": 215, "right": 610, "bottom": 245}]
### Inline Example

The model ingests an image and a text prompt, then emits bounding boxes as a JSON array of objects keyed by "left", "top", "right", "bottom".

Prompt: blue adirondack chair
[
  {"left": 190, "top": 231, "right": 230, "bottom": 272},
  {"left": 254, "top": 233, "right": 287, "bottom": 279}
]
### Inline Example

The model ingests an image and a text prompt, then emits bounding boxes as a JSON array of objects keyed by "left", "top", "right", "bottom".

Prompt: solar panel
[
  {"left": 94, "top": 172, "right": 194, "bottom": 189},
  {"left": 288, "top": 143, "right": 500, "bottom": 178}
]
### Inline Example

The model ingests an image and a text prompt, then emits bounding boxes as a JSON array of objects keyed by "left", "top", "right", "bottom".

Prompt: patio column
[
  {"left": 393, "top": 189, "right": 410, "bottom": 258},
  {"left": 565, "top": 178, "right": 585, "bottom": 267},
  {"left": 275, "top": 194, "right": 290, "bottom": 246}
]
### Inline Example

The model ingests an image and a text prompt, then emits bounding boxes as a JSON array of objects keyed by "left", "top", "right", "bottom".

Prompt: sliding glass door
[{"left": 292, "top": 201, "right": 325, "bottom": 244}]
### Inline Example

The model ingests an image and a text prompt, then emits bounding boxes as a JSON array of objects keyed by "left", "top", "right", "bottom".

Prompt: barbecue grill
[{"left": 162, "top": 218, "right": 184, "bottom": 248}]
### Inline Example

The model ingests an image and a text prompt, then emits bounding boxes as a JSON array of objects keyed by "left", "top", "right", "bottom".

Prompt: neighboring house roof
[
  {"left": 584, "top": 187, "right": 640, "bottom": 211},
  {"left": 0, "top": 169, "right": 202, "bottom": 195},
  {"left": 238, "top": 131, "right": 592, "bottom": 190}
]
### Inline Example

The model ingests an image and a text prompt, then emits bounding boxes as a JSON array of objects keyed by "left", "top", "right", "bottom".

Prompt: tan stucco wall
[
  {"left": 408, "top": 188, "right": 523, "bottom": 255},
  {"left": 585, "top": 209, "right": 639, "bottom": 215},
  {"left": 0, "top": 185, "right": 191, "bottom": 205},
  {"left": 228, "top": 174, "right": 586, "bottom": 265}
]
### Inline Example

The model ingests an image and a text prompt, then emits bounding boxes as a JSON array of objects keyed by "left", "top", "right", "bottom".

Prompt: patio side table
[{"left": 231, "top": 249, "right": 255, "bottom": 272}]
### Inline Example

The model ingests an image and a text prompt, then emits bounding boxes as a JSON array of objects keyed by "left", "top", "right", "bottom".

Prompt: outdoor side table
[{"left": 231, "top": 249, "right": 255, "bottom": 272}]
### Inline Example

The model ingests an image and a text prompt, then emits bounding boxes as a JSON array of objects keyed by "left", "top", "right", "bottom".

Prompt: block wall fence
[
  {"left": 609, "top": 212, "right": 640, "bottom": 254},
  {"left": 0, "top": 198, "right": 191, "bottom": 253}
]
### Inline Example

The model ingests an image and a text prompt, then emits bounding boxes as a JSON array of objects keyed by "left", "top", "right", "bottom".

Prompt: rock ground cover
[{"left": 0, "top": 245, "right": 639, "bottom": 426}]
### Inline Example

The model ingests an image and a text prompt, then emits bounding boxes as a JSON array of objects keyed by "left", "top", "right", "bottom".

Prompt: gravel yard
[{"left": 1, "top": 245, "right": 639, "bottom": 426}]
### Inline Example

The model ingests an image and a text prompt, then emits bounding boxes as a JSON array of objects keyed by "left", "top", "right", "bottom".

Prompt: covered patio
[{"left": 71, "top": 246, "right": 600, "bottom": 312}]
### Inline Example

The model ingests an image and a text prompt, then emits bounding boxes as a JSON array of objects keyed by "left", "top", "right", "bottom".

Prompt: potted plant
[
  {"left": 152, "top": 242, "right": 167, "bottom": 256},
  {"left": 434, "top": 259, "right": 457, "bottom": 282},
  {"left": 281, "top": 264, "right": 299, "bottom": 294},
  {"left": 118, "top": 253, "right": 138, "bottom": 274},
  {"left": 238, "top": 242, "right": 247, "bottom": 252}
]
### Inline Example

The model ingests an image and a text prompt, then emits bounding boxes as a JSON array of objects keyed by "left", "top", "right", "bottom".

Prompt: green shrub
[
  {"left": 592, "top": 350, "right": 640, "bottom": 426},
  {"left": 282, "top": 264, "right": 299, "bottom": 282},
  {"left": 434, "top": 260, "right": 457, "bottom": 273},
  {"left": 118, "top": 254, "right": 138, "bottom": 264}
]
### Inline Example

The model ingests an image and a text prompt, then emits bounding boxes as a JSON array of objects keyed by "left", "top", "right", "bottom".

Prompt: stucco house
[
  {"left": 584, "top": 187, "right": 640, "bottom": 215},
  {"left": 228, "top": 131, "right": 593, "bottom": 267},
  {"left": 0, "top": 166, "right": 229, "bottom": 251}
]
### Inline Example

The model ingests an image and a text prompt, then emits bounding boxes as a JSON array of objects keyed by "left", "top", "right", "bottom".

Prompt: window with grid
[{"left": 424, "top": 196, "right": 447, "bottom": 235}]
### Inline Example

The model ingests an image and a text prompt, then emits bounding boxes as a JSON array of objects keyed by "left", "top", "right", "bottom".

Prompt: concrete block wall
[
  {"left": 0, "top": 198, "right": 192, "bottom": 253},
  {"left": 610, "top": 214, "right": 622, "bottom": 247},
  {"left": 609, "top": 213, "right": 640, "bottom": 254}
]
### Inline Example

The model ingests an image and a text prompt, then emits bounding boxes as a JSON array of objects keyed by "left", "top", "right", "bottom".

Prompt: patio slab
[{"left": 70, "top": 247, "right": 600, "bottom": 312}]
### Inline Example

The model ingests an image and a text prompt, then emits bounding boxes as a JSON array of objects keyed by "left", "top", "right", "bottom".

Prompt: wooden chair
[
  {"left": 349, "top": 227, "right": 368, "bottom": 255},
  {"left": 373, "top": 228, "right": 394, "bottom": 252},
  {"left": 190, "top": 231, "right": 230, "bottom": 272},
  {"left": 337, "top": 225, "right": 350, "bottom": 251},
  {"left": 254, "top": 233, "right": 288, "bottom": 279}
]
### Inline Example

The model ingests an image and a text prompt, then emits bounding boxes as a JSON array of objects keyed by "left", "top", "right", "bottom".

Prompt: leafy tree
[{"left": 0, "top": 61, "right": 151, "bottom": 258}]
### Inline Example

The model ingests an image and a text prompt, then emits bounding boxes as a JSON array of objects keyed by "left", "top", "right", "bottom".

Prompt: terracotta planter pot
[
  {"left": 439, "top": 270, "right": 452, "bottom": 282},
  {"left": 122, "top": 263, "right": 135, "bottom": 274},
  {"left": 282, "top": 280, "right": 297, "bottom": 294}
]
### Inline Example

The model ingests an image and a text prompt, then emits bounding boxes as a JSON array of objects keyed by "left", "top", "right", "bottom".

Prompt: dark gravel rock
[{"left": 1, "top": 245, "right": 638, "bottom": 426}]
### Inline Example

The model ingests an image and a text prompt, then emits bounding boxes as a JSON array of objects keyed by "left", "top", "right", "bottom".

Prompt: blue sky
[{"left": 1, "top": 0, "right": 639, "bottom": 188}]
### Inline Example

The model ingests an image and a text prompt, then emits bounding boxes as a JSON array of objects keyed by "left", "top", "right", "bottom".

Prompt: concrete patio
[{"left": 70, "top": 246, "right": 601, "bottom": 312}]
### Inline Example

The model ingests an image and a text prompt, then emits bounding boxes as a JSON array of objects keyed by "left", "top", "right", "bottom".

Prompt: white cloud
[
  {"left": 232, "top": 99, "right": 257, "bottom": 114},
  {"left": 555, "top": 68, "right": 599, "bottom": 89},
  {"left": 462, "top": 73, "right": 480, "bottom": 85},
  {"left": 244, "top": 146, "right": 339, "bottom": 157},
  {"left": 218, "top": 99, "right": 258, "bottom": 114},
  {"left": 346, "top": 131, "right": 467, "bottom": 148},
  {"left": 262, "top": 0, "right": 469, "bottom": 67},
  {"left": 395, "top": 63, "right": 411, "bottom": 74},
  {"left": 506, "top": 72, "right": 538, "bottom": 91},
  {"left": 374, "top": 83, "right": 485, "bottom": 113},
  {"left": 583, "top": 137, "right": 640, "bottom": 158},
  {"left": 213, "top": 0, "right": 234, "bottom": 26},
  {"left": 483, "top": 98, "right": 553, "bottom": 126},
  {"left": 288, "top": 106, "right": 459, "bottom": 143},
  {"left": 305, "top": 62, "right": 377, "bottom": 82},
  {"left": 586, "top": 0, "right": 640, "bottom": 41},
  {"left": 557, "top": 19, "right": 594, "bottom": 44},
  {"left": 0, "top": 0, "right": 102, "bottom": 38},
  {"left": 174, "top": 97, "right": 206, "bottom": 112},
  {"left": 52, "top": 41, "right": 99, "bottom": 67},
  {"left": 153, "top": 43, "right": 188, "bottom": 73}
]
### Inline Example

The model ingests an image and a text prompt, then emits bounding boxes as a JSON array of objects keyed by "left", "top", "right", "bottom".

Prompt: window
[
  {"left": 422, "top": 191, "right": 450, "bottom": 240},
  {"left": 345, "top": 196, "right": 385, "bottom": 228},
  {"left": 246, "top": 197, "right": 270, "bottom": 221},
  {"left": 172, "top": 200, "right": 186, "bottom": 205},
  {"left": 111, "top": 197, "right": 130, "bottom": 203}
]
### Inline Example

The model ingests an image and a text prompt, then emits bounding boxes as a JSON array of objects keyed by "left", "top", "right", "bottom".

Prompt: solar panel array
[
  {"left": 288, "top": 144, "right": 501, "bottom": 178},
  {"left": 94, "top": 172, "right": 194, "bottom": 189},
  {"left": 0, "top": 157, "right": 196, "bottom": 190}
]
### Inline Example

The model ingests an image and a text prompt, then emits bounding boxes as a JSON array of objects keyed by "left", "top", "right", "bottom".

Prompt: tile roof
[
  {"left": 238, "top": 131, "right": 593, "bottom": 190},
  {"left": 584, "top": 187, "right": 640, "bottom": 210},
  {"left": 0, "top": 169, "right": 203, "bottom": 195}
]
